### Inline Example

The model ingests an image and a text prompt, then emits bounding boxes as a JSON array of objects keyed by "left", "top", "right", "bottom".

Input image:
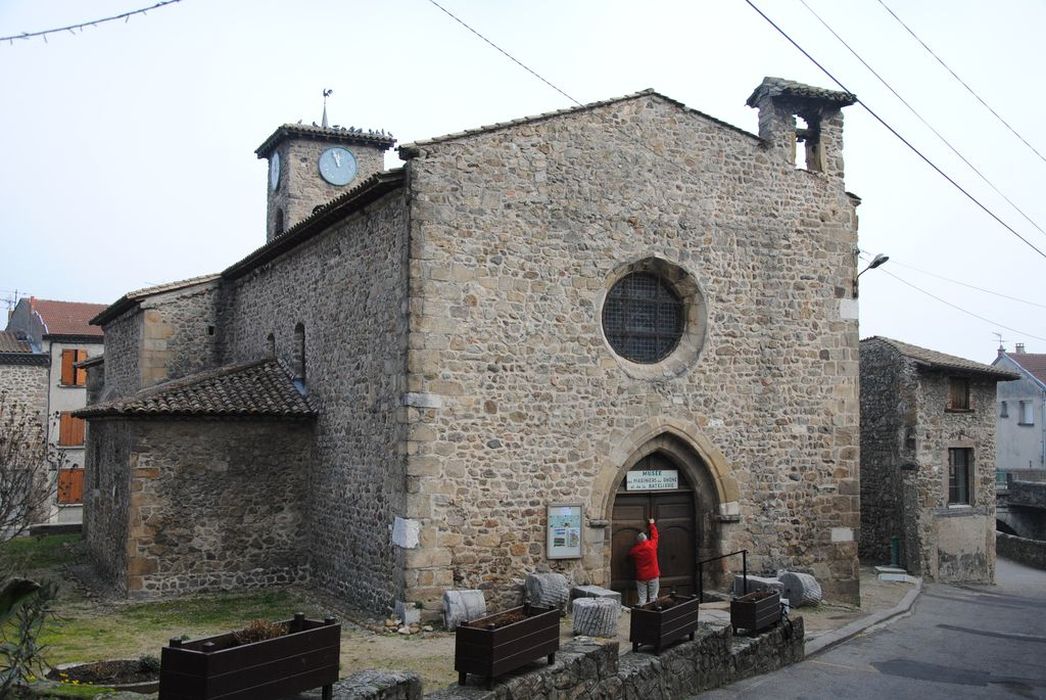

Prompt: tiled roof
[
  {"left": 1002, "top": 352, "right": 1046, "bottom": 387},
  {"left": 76, "top": 359, "right": 315, "bottom": 420},
  {"left": 0, "top": 352, "right": 48, "bottom": 367},
  {"left": 863, "top": 336, "right": 1020, "bottom": 380},
  {"left": 0, "top": 331, "right": 32, "bottom": 353},
  {"left": 399, "top": 89, "right": 758, "bottom": 155},
  {"left": 31, "top": 299, "right": 106, "bottom": 338},
  {"left": 746, "top": 77, "right": 857, "bottom": 108},
  {"left": 92, "top": 274, "right": 221, "bottom": 326},
  {"left": 256, "top": 123, "right": 396, "bottom": 158}
]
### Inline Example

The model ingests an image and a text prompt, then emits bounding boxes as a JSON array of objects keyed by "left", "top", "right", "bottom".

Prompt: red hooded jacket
[{"left": 628, "top": 522, "right": 660, "bottom": 581}]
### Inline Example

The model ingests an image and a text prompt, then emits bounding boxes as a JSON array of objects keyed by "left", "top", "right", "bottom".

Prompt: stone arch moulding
[
  {"left": 593, "top": 255, "right": 709, "bottom": 380},
  {"left": 591, "top": 418, "right": 740, "bottom": 522}
]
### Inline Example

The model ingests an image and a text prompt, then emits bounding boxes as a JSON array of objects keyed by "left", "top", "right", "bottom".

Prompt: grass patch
[
  {"left": 0, "top": 534, "right": 83, "bottom": 573},
  {"left": 23, "top": 682, "right": 116, "bottom": 698},
  {"left": 41, "top": 588, "right": 323, "bottom": 664}
]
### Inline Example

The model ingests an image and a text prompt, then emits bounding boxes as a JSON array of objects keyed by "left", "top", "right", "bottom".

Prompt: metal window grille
[{"left": 602, "top": 273, "right": 684, "bottom": 364}]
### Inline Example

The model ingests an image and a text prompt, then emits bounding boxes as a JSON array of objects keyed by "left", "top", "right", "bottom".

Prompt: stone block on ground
[
  {"left": 525, "top": 572, "right": 570, "bottom": 612},
  {"left": 732, "top": 574, "right": 783, "bottom": 597},
  {"left": 394, "top": 600, "right": 422, "bottom": 626},
  {"left": 571, "top": 597, "right": 619, "bottom": 637},
  {"left": 442, "top": 589, "right": 486, "bottom": 630},
  {"left": 570, "top": 584, "right": 622, "bottom": 606},
  {"left": 778, "top": 571, "right": 822, "bottom": 607}
]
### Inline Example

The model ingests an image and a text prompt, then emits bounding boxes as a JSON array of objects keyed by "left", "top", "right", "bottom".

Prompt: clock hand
[{"left": 333, "top": 152, "right": 341, "bottom": 167}]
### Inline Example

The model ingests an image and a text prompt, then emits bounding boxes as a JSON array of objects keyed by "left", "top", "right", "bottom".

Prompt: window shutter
[
  {"left": 58, "top": 413, "right": 86, "bottom": 446},
  {"left": 75, "top": 349, "right": 88, "bottom": 386},
  {"left": 61, "top": 349, "right": 76, "bottom": 385},
  {"left": 57, "top": 468, "right": 85, "bottom": 504}
]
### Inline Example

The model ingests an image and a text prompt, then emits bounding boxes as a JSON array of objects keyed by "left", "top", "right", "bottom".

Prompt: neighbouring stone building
[
  {"left": 5, "top": 298, "right": 106, "bottom": 523},
  {"left": 859, "top": 336, "right": 1019, "bottom": 583},
  {"left": 79, "top": 78, "right": 865, "bottom": 614}
]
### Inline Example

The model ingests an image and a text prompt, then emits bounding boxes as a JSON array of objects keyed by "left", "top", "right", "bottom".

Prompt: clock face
[
  {"left": 318, "top": 147, "right": 358, "bottom": 186},
  {"left": 269, "top": 152, "right": 281, "bottom": 191}
]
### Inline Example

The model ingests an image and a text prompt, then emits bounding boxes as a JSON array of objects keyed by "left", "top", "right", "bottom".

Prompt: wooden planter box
[
  {"left": 158, "top": 614, "right": 340, "bottom": 700},
  {"left": 630, "top": 594, "right": 700, "bottom": 653},
  {"left": 455, "top": 605, "right": 559, "bottom": 689},
  {"left": 730, "top": 590, "right": 781, "bottom": 635}
]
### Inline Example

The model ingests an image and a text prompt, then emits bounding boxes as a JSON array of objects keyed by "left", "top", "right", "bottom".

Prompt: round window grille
[{"left": 602, "top": 272, "right": 684, "bottom": 364}]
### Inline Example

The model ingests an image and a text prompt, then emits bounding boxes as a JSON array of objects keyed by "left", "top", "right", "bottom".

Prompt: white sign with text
[{"left": 626, "top": 469, "right": 678, "bottom": 491}]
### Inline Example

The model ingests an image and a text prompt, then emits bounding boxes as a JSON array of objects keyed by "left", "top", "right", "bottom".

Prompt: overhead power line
[
  {"left": 798, "top": 0, "right": 1046, "bottom": 241},
  {"left": 885, "top": 259, "right": 1046, "bottom": 310},
  {"left": 1, "top": 0, "right": 183, "bottom": 45},
  {"left": 743, "top": 0, "right": 1046, "bottom": 261},
  {"left": 872, "top": 265, "right": 1046, "bottom": 344},
  {"left": 876, "top": 0, "right": 1046, "bottom": 167}
]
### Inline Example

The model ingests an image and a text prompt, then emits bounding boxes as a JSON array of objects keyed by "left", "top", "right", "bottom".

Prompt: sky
[{"left": 1, "top": 0, "right": 1043, "bottom": 366}]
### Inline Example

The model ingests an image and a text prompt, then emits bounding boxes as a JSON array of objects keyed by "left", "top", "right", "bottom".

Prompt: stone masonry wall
[
  {"left": 139, "top": 283, "right": 220, "bottom": 389},
  {"left": 859, "top": 339, "right": 916, "bottom": 564},
  {"left": 220, "top": 190, "right": 410, "bottom": 611},
  {"left": 0, "top": 363, "right": 48, "bottom": 419},
  {"left": 997, "top": 532, "right": 1046, "bottom": 571},
  {"left": 912, "top": 371, "right": 999, "bottom": 583},
  {"left": 97, "top": 310, "right": 141, "bottom": 400},
  {"left": 122, "top": 420, "right": 311, "bottom": 596},
  {"left": 402, "top": 93, "right": 861, "bottom": 609},
  {"left": 83, "top": 419, "right": 132, "bottom": 592}
]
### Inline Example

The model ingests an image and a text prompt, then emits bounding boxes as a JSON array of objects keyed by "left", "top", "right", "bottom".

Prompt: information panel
[
  {"left": 626, "top": 469, "right": 679, "bottom": 491},
  {"left": 546, "top": 503, "right": 583, "bottom": 559}
]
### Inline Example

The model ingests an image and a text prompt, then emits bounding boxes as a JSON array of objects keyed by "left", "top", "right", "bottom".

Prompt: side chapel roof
[
  {"left": 863, "top": 336, "right": 1020, "bottom": 380},
  {"left": 75, "top": 359, "right": 315, "bottom": 420}
]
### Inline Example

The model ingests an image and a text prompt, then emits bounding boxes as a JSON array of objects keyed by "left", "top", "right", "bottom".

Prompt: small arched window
[
  {"left": 293, "top": 322, "right": 306, "bottom": 383},
  {"left": 266, "top": 332, "right": 276, "bottom": 358},
  {"left": 275, "top": 208, "right": 285, "bottom": 235}
]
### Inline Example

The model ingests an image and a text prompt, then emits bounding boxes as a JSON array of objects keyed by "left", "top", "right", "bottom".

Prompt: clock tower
[{"left": 255, "top": 123, "right": 396, "bottom": 242}]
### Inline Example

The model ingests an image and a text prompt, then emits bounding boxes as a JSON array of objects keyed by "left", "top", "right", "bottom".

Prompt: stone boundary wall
[
  {"left": 998, "top": 532, "right": 1046, "bottom": 570},
  {"left": 1009, "top": 480, "right": 1046, "bottom": 510},
  {"left": 319, "top": 669, "right": 423, "bottom": 699},
  {"left": 426, "top": 618, "right": 804, "bottom": 699}
]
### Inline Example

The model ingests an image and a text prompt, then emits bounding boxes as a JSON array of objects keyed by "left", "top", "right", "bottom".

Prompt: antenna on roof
[
  {"left": 322, "top": 88, "right": 333, "bottom": 128},
  {"left": 993, "top": 331, "right": 1007, "bottom": 353}
]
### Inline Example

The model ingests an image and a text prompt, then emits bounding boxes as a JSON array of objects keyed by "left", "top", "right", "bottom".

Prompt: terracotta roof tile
[
  {"left": 863, "top": 336, "right": 1020, "bottom": 380},
  {"left": 30, "top": 299, "right": 106, "bottom": 337},
  {"left": 256, "top": 123, "right": 395, "bottom": 158},
  {"left": 76, "top": 359, "right": 315, "bottom": 419},
  {"left": 1003, "top": 352, "right": 1046, "bottom": 386},
  {"left": 0, "top": 331, "right": 32, "bottom": 353},
  {"left": 92, "top": 274, "right": 221, "bottom": 326}
]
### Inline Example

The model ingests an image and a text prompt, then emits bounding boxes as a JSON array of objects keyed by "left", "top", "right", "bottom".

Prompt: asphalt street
[{"left": 693, "top": 557, "right": 1046, "bottom": 699}]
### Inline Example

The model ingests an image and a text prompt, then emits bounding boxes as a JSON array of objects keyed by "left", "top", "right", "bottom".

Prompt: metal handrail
[{"left": 696, "top": 549, "right": 748, "bottom": 602}]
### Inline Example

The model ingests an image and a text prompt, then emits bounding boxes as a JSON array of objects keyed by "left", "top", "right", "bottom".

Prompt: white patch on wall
[
  {"left": 708, "top": 418, "right": 725, "bottom": 429},
  {"left": 838, "top": 298, "right": 859, "bottom": 320},
  {"left": 831, "top": 527, "right": 854, "bottom": 542},
  {"left": 720, "top": 501, "right": 740, "bottom": 517},
  {"left": 392, "top": 517, "right": 421, "bottom": 549},
  {"left": 402, "top": 392, "right": 444, "bottom": 409}
]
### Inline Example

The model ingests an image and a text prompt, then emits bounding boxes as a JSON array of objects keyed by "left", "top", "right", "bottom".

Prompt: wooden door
[{"left": 611, "top": 491, "right": 696, "bottom": 605}]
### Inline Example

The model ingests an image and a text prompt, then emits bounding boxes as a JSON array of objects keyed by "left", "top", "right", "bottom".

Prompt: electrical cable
[
  {"left": 799, "top": 0, "right": 1046, "bottom": 240},
  {"left": 743, "top": 0, "right": 1046, "bottom": 261},
  {"left": 885, "top": 259, "right": 1046, "bottom": 310},
  {"left": 875, "top": 0, "right": 1046, "bottom": 167},
  {"left": 1, "top": 1, "right": 182, "bottom": 45}
]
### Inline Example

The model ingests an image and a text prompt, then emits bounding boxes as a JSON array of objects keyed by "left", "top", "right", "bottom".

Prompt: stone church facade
[{"left": 79, "top": 79, "right": 863, "bottom": 615}]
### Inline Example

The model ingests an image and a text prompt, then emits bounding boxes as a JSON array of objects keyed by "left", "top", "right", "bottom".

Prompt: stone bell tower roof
[
  {"left": 255, "top": 123, "right": 396, "bottom": 159},
  {"left": 745, "top": 77, "right": 856, "bottom": 109}
]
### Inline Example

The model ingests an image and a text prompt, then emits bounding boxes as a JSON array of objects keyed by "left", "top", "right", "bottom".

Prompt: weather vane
[{"left": 322, "top": 88, "right": 333, "bottom": 128}]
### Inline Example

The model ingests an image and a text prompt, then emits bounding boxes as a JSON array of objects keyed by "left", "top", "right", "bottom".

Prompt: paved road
[{"left": 694, "top": 557, "right": 1046, "bottom": 699}]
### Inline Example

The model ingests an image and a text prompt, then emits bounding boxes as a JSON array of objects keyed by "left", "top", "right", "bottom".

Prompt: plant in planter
[
  {"left": 730, "top": 589, "right": 782, "bottom": 635},
  {"left": 48, "top": 655, "right": 163, "bottom": 694},
  {"left": 454, "top": 604, "right": 559, "bottom": 689},
  {"left": 630, "top": 593, "right": 700, "bottom": 653},
  {"left": 158, "top": 613, "right": 340, "bottom": 700}
]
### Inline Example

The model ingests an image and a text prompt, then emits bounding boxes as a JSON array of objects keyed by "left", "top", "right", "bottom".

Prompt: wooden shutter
[
  {"left": 75, "top": 349, "right": 88, "bottom": 386},
  {"left": 61, "top": 349, "right": 76, "bottom": 385},
  {"left": 57, "top": 468, "right": 85, "bottom": 504},
  {"left": 58, "top": 412, "right": 86, "bottom": 446}
]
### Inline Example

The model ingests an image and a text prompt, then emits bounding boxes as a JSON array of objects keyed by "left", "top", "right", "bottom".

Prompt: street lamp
[{"left": 854, "top": 253, "right": 889, "bottom": 297}]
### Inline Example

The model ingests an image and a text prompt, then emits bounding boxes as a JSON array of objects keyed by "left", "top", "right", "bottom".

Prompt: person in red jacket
[{"left": 628, "top": 518, "right": 660, "bottom": 605}]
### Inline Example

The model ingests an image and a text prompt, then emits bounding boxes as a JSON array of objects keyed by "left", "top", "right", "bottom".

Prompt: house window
[
  {"left": 57, "top": 412, "right": 86, "bottom": 447},
  {"left": 57, "top": 467, "right": 84, "bottom": 504},
  {"left": 60, "top": 349, "right": 89, "bottom": 386},
  {"left": 1000, "top": 401, "right": 1008, "bottom": 418},
  {"left": 602, "top": 272, "right": 684, "bottom": 364},
  {"left": 948, "top": 448, "right": 973, "bottom": 505},
  {"left": 1019, "top": 400, "right": 1035, "bottom": 425},
  {"left": 947, "top": 377, "right": 970, "bottom": 411}
]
